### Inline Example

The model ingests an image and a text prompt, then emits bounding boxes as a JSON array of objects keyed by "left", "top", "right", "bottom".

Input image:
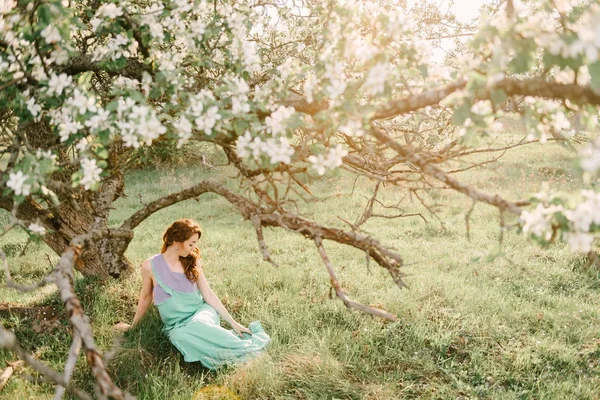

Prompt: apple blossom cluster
[
  {"left": 6, "top": 170, "right": 31, "bottom": 197},
  {"left": 175, "top": 90, "right": 222, "bottom": 146},
  {"left": 235, "top": 131, "right": 295, "bottom": 165},
  {"left": 114, "top": 97, "right": 167, "bottom": 148},
  {"left": 91, "top": 33, "right": 138, "bottom": 63},
  {"left": 226, "top": 11, "right": 261, "bottom": 73},
  {"left": 521, "top": 190, "right": 600, "bottom": 252},
  {"left": 522, "top": 98, "right": 573, "bottom": 143},
  {"left": 45, "top": 84, "right": 110, "bottom": 144},
  {"left": 5, "top": 150, "right": 58, "bottom": 199},
  {"left": 225, "top": 76, "right": 251, "bottom": 116},
  {"left": 338, "top": 119, "right": 366, "bottom": 137},
  {"left": 265, "top": 106, "right": 295, "bottom": 136},
  {"left": 364, "top": 63, "right": 390, "bottom": 96},
  {"left": 581, "top": 137, "right": 600, "bottom": 173},
  {"left": 308, "top": 145, "right": 349, "bottom": 176},
  {"left": 79, "top": 158, "right": 103, "bottom": 190}
]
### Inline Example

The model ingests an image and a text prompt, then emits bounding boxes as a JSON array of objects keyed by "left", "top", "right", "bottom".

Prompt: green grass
[{"left": 1, "top": 127, "right": 600, "bottom": 399}]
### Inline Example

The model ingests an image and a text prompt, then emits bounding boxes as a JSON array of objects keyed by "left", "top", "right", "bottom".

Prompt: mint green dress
[{"left": 150, "top": 255, "right": 270, "bottom": 369}]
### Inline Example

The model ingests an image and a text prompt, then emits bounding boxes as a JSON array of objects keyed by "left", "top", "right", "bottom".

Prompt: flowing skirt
[{"left": 165, "top": 303, "right": 270, "bottom": 369}]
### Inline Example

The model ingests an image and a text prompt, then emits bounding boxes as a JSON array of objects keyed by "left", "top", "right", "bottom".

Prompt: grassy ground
[{"left": 1, "top": 125, "right": 599, "bottom": 399}]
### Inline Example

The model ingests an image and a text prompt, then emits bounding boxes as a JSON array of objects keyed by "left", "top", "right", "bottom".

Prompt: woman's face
[{"left": 179, "top": 233, "right": 199, "bottom": 256}]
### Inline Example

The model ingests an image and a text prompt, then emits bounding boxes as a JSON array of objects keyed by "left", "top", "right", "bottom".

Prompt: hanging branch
[
  {"left": 121, "top": 180, "right": 407, "bottom": 289},
  {"left": 314, "top": 236, "right": 398, "bottom": 321},
  {"left": 370, "top": 124, "right": 524, "bottom": 216},
  {"left": 54, "top": 331, "right": 83, "bottom": 400},
  {"left": 2, "top": 250, "right": 55, "bottom": 292},
  {"left": 0, "top": 325, "right": 92, "bottom": 400},
  {"left": 1, "top": 229, "right": 135, "bottom": 400},
  {"left": 250, "top": 214, "right": 280, "bottom": 267}
]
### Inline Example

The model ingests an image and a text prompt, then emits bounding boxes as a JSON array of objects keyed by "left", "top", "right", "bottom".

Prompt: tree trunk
[{"left": 1, "top": 173, "right": 134, "bottom": 280}]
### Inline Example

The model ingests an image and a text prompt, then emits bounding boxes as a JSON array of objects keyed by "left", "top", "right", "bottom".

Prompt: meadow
[{"left": 1, "top": 124, "right": 599, "bottom": 399}]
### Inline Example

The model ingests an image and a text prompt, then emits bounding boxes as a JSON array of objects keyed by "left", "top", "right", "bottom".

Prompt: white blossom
[
  {"left": 58, "top": 118, "right": 83, "bottom": 142},
  {"left": 550, "top": 112, "right": 570, "bottom": 133},
  {"left": 521, "top": 203, "right": 553, "bottom": 237},
  {"left": 194, "top": 106, "right": 221, "bottom": 135},
  {"left": 324, "top": 62, "right": 346, "bottom": 99},
  {"left": 236, "top": 131, "right": 253, "bottom": 159},
  {"left": 96, "top": 3, "right": 123, "bottom": 19},
  {"left": 364, "top": 63, "right": 389, "bottom": 96},
  {"left": 41, "top": 25, "right": 61, "bottom": 44},
  {"left": 92, "top": 34, "right": 138, "bottom": 62},
  {"left": 28, "top": 223, "right": 46, "bottom": 235},
  {"left": 46, "top": 73, "right": 73, "bottom": 96},
  {"left": 75, "top": 137, "right": 89, "bottom": 152},
  {"left": 84, "top": 108, "right": 110, "bottom": 132},
  {"left": 308, "top": 153, "right": 328, "bottom": 175},
  {"left": 89, "top": 17, "right": 103, "bottom": 32},
  {"left": 471, "top": 100, "right": 493, "bottom": 115},
  {"left": 563, "top": 232, "right": 594, "bottom": 252},
  {"left": 265, "top": 105, "right": 295, "bottom": 135},
  {"left": 7, "top": 171, "right": 31, "bottom": 196},
  {"left": 80, "top": 158, "right": 102, "bottom": 189},
  {"left": 173, "top": 117, "right": 193, "bottom": 148},
  {"left": 338, "top": 119, "right": 365, "bottom": 137},
  {"left": 241, "top": 40, "right": 260, "bottom": 72},
  {"left": 25, "top": 97, "right": 41, "bottom": 119},
  {"left": 36, "top": 149, "right": 56, "bottom": 161},
  {"left": 264, "top": 137, "right": 294, "bottom": 164},
  {"left": 581, "top": 138, "right": 600, "bottom": 173},
  {"left": 190, "top": 18, "right": 206, "bottom": 37},
  {"left": 49, "top": 48, "right": 69, "bottom": 65},
  {"left": 554, "top": 0, "right": 572, "bottom": 13},
  {"left": 68, "top": 89, "right": 98, "bottom": 115},
  {"left": 0, "top": 0, "right": 16, "bottom": 14},
  {"left": 303, "top": 72, "right": 317, "bottom": 104},
  {"left": 231, "top": 96, "right": 250, "bottom": 115},
  {"left": 247, "top": 136, "right": 266, "bottom": 160},
  {"left": 308, "top": 144, "right": 349, "bottom": 175}
]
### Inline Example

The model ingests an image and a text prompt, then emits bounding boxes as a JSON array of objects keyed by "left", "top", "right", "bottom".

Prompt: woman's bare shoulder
[{"left": 140, "top": 258, "right": 153, "bottom": 273}]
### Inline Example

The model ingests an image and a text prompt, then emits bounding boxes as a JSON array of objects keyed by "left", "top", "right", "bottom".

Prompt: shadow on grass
[{"left": 1, "top": 275, "right": 214, "bottom": 398}]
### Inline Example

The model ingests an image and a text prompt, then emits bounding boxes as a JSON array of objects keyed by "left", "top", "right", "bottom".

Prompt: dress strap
[{"left": 150, "top": 256, "right": 174, "bottom": 295}]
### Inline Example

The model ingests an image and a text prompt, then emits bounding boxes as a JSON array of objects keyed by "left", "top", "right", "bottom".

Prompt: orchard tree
[{"left": 1, "top": 0, "right": 600, "bottom": 398}]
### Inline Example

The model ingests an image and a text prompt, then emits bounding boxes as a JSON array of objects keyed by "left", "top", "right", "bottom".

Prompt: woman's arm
[
  {"left": 132, "top": 260, "right": 154, "bottom": 326},
  {"left": 195, "top": 261, "right": 251, "bottom": 336}
]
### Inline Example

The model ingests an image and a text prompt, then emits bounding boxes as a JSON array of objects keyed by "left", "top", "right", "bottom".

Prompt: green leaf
[
  {"left": 37, "top": 5, "right": 52, "bottom": 25},
  {"left": 77, "top": 71, "right": 93, "bottom": 88},
  {"left": 149, "top": 87, "right": 162, "bottom": 99},
  {"left": 233, "top": 119, "right": 248, "bottom": 135},
  {"left": 490, "top": 89, "right": 507, "bottom": 105},
  {"left": 95, "top": 147, "right": 109, "bottom": 159},
  {"left": 158, "top": 112, "right": 174, "bottom": 123},
  {"left": 105, "top": 101, "right": 119, "bottom": 112},
  {"left": 589, "top": 62, "right": 600, "bottom": 94},
  {"left": 466, "top": 72, "right": 487, "bottom": 94},
  {"left": 452, "top": 103, "right": 470, "bottom": 126},
  {"left": 128, "top": 90, "right": 145, "bottom": 103},
  {"left": 510, "top": 51, "right": 534, "bottom": 74}
]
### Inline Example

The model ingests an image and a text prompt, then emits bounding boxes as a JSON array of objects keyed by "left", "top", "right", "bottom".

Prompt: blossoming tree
[{"left": 1, "top": 0, "right": 600, "bottom": 397}]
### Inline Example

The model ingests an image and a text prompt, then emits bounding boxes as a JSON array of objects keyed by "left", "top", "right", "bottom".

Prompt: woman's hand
[
  {"left": 113, "top": 322, "right": 131, "bottom": 332},
  {"left": 231, "top": 321, "right": 252, "bottom": 338}
]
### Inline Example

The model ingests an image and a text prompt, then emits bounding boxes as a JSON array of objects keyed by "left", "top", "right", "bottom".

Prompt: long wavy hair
[{"left": 161, "top": 219, "right": 202, "bottom": 283}]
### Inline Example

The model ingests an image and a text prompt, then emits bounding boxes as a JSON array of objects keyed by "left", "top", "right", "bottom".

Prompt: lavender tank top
[{"left": 152, "top": 253, "right": 197, "bottom": 304}]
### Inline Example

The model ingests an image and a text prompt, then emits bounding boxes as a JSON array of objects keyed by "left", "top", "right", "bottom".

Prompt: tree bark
[{"left": 0, "top": 174, "right": 133, "bottom": 280}]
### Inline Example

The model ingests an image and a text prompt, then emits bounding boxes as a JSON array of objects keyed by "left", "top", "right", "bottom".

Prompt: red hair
[{"left": 161, "top": 219, "right": 202, "bottom": 282}]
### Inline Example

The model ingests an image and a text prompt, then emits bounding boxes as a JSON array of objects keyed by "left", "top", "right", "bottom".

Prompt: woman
[{"left": 126, "top": 218, "right": 270, "bottom": 369}]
